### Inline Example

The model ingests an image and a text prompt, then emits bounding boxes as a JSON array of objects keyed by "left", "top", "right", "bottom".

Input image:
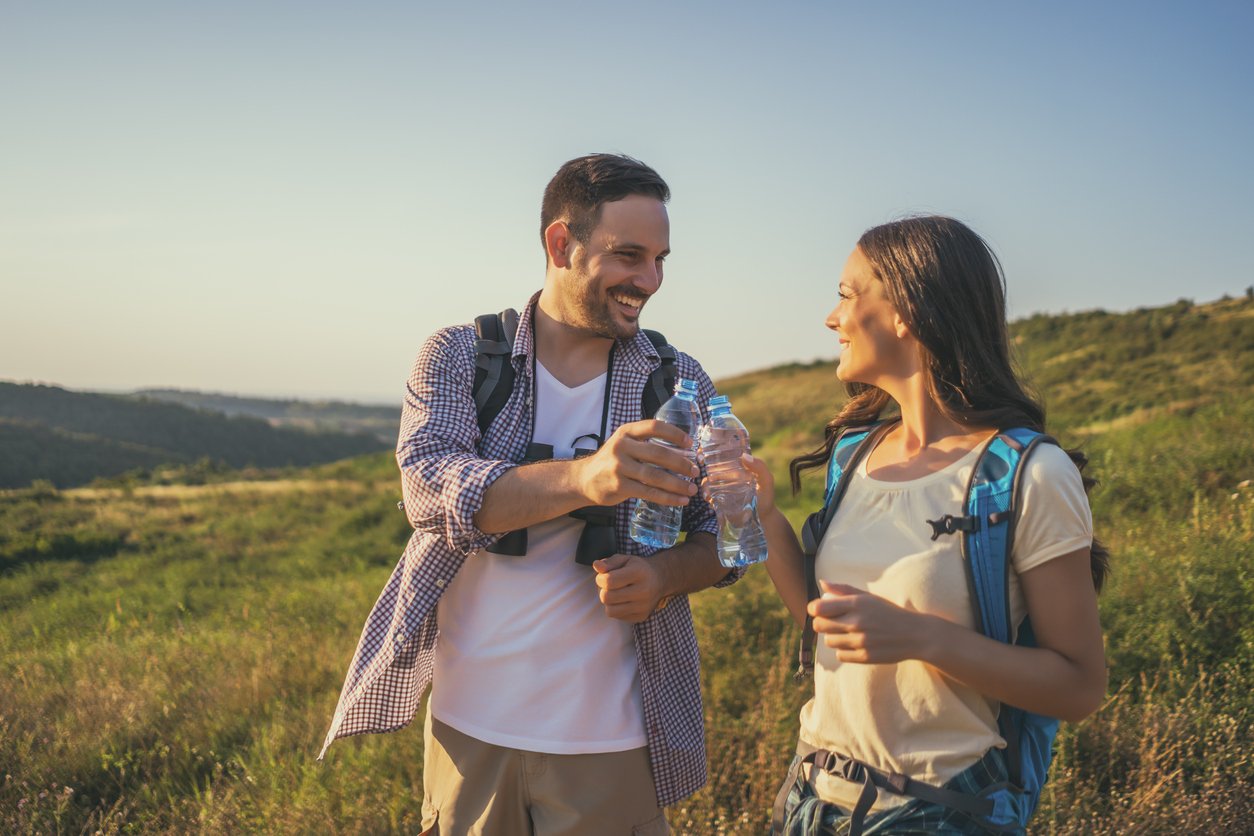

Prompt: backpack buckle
[
  {"left": 812, "top": 750, "right": 866, "bottom": 785},
  {"left": 813, "top": 750, "right": 839, "bottom": 775},
  {"left": 926, "top": 514, "right": 978, "bottom": 540}
]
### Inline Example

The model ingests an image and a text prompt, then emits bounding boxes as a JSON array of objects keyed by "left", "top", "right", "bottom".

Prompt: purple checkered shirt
[{"left": 319, "top": 295, "right": 736, "bottom": 806}]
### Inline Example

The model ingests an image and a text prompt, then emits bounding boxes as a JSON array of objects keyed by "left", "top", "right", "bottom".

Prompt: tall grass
[{"left": 1, "top": 454, "right": 430, "bottom": 834}]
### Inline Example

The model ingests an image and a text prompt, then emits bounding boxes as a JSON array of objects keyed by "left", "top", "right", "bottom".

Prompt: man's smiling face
[{"left": 557, "top": 194, "right": 670, "bottom": 340}]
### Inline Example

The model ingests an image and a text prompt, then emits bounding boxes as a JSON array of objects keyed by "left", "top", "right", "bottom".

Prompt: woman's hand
[
  {"left": 809, "top": 579, "right": 936, "bottom": 664},
  {"left": 739, "top": 453, "right": 778, "bottom": 516}
]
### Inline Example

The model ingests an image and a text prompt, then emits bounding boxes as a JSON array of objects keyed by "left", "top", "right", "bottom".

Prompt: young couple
[{"left": 320, "top": 154, "right": 1107, "bottom": 835}]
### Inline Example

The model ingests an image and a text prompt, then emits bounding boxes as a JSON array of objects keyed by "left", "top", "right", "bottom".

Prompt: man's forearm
[
  {"left": 650, "top": 532, "right": 728, "bottom": 597},
  {"left": 474, "top": 418, "right": 701, "bottom": 536},
  {"left": 473, "top": 459, "right": 588, "bottom": 534}
]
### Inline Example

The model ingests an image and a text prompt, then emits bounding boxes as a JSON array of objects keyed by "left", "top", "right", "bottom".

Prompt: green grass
[{"left": 2, "top": 296, "right": 1252, "bottom": 833}]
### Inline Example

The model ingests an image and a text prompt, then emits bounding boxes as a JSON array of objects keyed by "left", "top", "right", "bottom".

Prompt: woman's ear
[
  {"left": 894, "top": 312, "right": 912, "bottom": 340},
  {"left": 545, "top": 221, "right": 574, "bottom": 269}
]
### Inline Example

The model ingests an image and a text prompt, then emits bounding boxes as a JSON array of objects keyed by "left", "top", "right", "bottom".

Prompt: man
[{"left": 320, "top": 154, "right": 736, "bottom": 834}]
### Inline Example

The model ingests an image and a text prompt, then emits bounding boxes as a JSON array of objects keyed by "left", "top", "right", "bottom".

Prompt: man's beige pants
[{"left": 420, "top": 709, "right": 671, "bottom": 835}]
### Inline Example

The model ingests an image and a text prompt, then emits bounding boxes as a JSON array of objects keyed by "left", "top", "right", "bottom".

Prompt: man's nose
[{"left": 635, "top": 263, "right": 662, "bottom": 294}]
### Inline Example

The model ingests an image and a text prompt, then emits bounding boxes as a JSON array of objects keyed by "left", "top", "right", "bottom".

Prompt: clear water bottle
[
  {"left": 697, "top": 394, "right": 768, "bottom": 568},
  {"left": 629, "top": 378, "right": 701, "bottom": 549}
]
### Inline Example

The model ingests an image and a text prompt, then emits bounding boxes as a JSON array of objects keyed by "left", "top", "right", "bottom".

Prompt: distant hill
[
  {"left": 716, "top": 293, "right": 1254, "bottom": 455},
  {"left": 0, "top": 383, "right": 390, "bottom": 489},
  {"left": 5, "top": 294, "right": 1250, "bottom": 491},
  {"left": 133, "top": 389, "right": 398, "bottom": 443}
]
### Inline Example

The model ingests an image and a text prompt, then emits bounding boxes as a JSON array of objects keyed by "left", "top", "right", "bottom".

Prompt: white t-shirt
[
  {"left": 430, "top": 361, "right": 647, "bottom": 754},
  {"left": 799, "top": 436, "right": 1092, "bottom": 811}
]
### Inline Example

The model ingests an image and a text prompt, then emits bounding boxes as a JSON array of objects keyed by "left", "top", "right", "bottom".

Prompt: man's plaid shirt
[{"left": 319, "top": 297, "right": 737, "bottom": 806}]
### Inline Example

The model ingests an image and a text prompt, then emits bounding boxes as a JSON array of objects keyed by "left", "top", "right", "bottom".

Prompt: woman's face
[{"left": 826, "top": 246, "right": 911, "bottom": 385}]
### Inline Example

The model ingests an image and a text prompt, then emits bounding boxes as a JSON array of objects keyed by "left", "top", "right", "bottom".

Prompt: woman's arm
[
  {"left": 763, "top": 508, "right": 809, "bottom": 626},
  {"left": 742, "top": 455, "right": 810, "bottom": 627},
  {"left": 812, "top": 548, "right": 1106, "bottom": 721}
]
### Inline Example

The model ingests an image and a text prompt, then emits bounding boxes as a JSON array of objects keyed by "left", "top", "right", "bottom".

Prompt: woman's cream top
[{"left": 798, "top": 438, "right": 1092, "bottom": 811}]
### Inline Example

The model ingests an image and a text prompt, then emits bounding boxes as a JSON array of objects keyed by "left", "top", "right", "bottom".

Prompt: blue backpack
[{"left": 796, "top": 420, "right": 1062, "bottom": 831}]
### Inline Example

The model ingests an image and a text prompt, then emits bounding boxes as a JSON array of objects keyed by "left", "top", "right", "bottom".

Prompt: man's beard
[{"left": 568, "top": 271, "right": 642, "bottom": 340}]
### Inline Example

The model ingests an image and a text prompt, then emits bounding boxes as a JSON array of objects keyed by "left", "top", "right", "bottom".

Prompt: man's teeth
[{"left": 612, "top": 294, "right": 643, "bottom": 309}]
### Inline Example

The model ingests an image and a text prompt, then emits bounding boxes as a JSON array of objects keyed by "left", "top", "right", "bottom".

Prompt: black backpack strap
[
  {"left": 474, "top": 318, "right": 671, "bottom": 433},
  {"left": 472, "top": 309, "right": 520, "bottom": 434},
  {"left": 640, "top": 328, "right": 677, "bottom": 419}
]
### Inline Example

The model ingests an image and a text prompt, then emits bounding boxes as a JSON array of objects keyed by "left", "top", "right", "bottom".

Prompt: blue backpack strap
[
  {"left": 796, "top": 420, "right": 896, "bottom": 679},
  {"left": 962, "top": 427, "right": 1055, "bottom": 642},
  {"left": 961, "top": 427, "right": 1062, "bottom": 826}
]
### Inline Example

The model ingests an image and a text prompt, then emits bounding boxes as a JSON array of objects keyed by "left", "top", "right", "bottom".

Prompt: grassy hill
[
  {"left": 1, "top": 296, "right": 1251, "bottom": 833},
  {"left": 0, "top": 383, "right": 391, "bottom": 489}
]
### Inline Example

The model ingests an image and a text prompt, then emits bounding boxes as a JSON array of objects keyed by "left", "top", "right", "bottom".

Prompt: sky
[{"left": 2, "top": 1, "right": 1252, "bottom": 405}]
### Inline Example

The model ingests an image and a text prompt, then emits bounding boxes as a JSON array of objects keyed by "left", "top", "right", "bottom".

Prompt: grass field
[{"left": 2, "top": 297, "right": 1252, "bottom": 834}]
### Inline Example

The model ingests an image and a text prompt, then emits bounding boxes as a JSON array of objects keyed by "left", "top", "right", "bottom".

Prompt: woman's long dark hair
[{"left": 790, "top": 216, "right": 1109, "bottom": 590}]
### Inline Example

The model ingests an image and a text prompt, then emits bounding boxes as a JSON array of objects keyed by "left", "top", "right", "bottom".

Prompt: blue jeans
[{"left": 774, "top": 749, "right": 1022, "bottom": 835}]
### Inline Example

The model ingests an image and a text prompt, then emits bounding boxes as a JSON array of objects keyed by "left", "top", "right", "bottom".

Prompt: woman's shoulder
[
  {"left": 1015, "top": 439, "right": 1092, "bottom": 533},
  {"left": 1021, "top": 438, "right": 1083, "bottom": 486},
  {"left": 1009, "top": 437, "right": 1093, "bottom": 572}
]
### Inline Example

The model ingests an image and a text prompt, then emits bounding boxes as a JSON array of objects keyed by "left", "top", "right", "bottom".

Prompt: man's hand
[
  {"left": 593, "top": 554, "right": 666, "bottom": 623},
  {"left": 574, "top": 420, "right": 698, "bottom": 507}
]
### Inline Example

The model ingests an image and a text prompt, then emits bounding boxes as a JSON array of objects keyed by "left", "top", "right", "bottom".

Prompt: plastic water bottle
[
  {"left": 629, "top": 378, "right": 700, "bottom": 549},
  {"left": 697, "top": 395, "right": 768, "bottom": 568}
]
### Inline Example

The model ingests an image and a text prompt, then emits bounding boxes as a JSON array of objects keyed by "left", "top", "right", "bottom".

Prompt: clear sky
[{"left": 3, "top": 1, "right": 1252, "bottom": 404}]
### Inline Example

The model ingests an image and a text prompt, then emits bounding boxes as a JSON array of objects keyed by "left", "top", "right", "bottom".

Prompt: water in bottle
[
  {"left": 697, "top": 394, "right": 768, "bottom": 568},
  {"left": 629, "top": 378, "right": 701, "bottom": 549}
]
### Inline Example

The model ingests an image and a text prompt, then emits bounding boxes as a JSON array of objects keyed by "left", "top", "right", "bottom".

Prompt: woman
[{"left": 744, "top": 217, "right": 1108, "bottom": 835}]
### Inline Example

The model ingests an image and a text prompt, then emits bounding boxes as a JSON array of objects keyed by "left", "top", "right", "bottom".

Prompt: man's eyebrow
[{"left": 603, "top": 241, "right": 670, "bottom": 258}]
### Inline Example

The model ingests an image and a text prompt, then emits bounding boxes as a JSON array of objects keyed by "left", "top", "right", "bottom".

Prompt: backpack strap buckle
[{"left": 925, "top": 513, "right": 978, "bottom": 540}]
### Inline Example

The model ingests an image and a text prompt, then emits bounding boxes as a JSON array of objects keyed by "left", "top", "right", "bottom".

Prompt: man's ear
[{"left": 545, "top": 221, "right": 575, "bottom": 269}]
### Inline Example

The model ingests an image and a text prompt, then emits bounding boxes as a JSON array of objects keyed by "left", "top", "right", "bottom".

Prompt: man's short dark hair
[{"left": 540, "top": 154, "right": 670, "bottom": 253}]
